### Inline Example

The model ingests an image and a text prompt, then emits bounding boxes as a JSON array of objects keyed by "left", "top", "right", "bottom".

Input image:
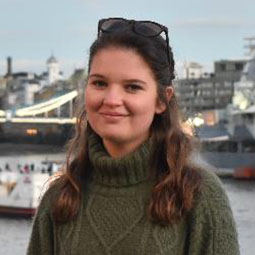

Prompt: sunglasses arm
[{"left": 165, "top": 32, "right": 171, "bottom": 69}]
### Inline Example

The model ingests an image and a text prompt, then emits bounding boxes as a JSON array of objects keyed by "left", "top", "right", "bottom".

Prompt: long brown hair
[{"left": 51, "top": 24, "right": 201, "bottom": 224}]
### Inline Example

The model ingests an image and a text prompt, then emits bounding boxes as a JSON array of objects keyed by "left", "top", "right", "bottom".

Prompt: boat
[
  {"left": 0, "top": 160, "right": 62, "bottom": 217},
  {"left": 233, "top": 166, "right": 255, "bottom": 179},
  {"left": 194, "top": 42, "right": 255, "bottom": 178},
  {"left": 0, "top": 171, "right": 50, "bottom": 217},
  {"left": 196, "top": 123, "right": 255, "bottom": 170}
]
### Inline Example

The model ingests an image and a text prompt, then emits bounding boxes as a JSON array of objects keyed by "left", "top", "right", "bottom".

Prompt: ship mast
[{"left": 244, "top": 37, "right": 255, "bottom": 58}]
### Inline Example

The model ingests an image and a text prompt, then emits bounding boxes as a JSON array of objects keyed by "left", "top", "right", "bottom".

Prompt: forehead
[{"left": 89, "top": 47, "right": 155, "bottom": 80}]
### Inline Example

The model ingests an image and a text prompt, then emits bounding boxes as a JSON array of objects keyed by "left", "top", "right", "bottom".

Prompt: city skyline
[{"left": 0, "top": 0, "right": 254, "bottom": 78}]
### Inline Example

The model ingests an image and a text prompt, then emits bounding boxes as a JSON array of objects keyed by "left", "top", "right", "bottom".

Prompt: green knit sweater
[{"left": 27, "top": 134, "right": 240, "bottom": 255}]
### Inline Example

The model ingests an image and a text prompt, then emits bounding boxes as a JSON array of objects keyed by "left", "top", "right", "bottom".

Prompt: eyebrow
[
  {"left": 123, "top": 79, "right": 147, "bottom": 85},
  {"left": 88, "top": 73, "right": 105, "bottom": 79},
  {"left": 89, "top": 74, "right": 147, "bottom": 85}
]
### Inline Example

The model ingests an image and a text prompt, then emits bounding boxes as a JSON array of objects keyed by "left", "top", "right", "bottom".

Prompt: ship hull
[
  {"left": 0, "top": 205, "right": 35, "bottom": 217},
  {"left": 200, "top": 152, "right": 255, "bottom": 169}
]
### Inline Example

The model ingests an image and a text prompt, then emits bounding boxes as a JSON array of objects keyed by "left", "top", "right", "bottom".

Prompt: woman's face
[{"left": 85, "top": 47, "right": 166, "bottom": 157}]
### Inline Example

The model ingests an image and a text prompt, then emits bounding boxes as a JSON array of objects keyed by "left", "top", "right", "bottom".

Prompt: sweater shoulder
[
  {"left": 198, "top": 167, "right": 226, "bottom": 196},
  {"left": 35, "top": 177, "right": 62, "bottom": 218},
  {"left": 187, "top": 169, "right": 240, "bottom": 254},
  {"left": 191, "top": 167, "right": 234, "bottom": 226},
  {"left": 197, "top": 167, "right": 230, "bottom": 204}
]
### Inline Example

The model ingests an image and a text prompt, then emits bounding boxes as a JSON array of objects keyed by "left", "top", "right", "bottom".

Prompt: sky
[{"left": 0, "top": 0, "right": 254, "bottom": 78}]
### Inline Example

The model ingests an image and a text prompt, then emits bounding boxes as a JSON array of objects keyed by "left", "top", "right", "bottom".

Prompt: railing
[{"left": 0, "top": 90, "right": 78, "bottom": 124}]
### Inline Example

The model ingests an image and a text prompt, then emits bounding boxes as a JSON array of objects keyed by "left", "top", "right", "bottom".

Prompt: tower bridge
[{"left": 0, "top": 90, "right": 79, "bottom": 144}]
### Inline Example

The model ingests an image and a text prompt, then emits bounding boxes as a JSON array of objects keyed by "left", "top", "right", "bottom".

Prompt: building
[
  {"left": 175, "top": 58, "right": 247, "bottom": 117},
  {"left": 4, "top": 72, "right": 41, "bottom": 108},
  {"left": 214, "top": 59, "right": 247, "bottom": 82},
  {"left": 46, "top": 55, "right": 63, "bottom": 85},
  {"left": 0, "top": 76, "right": 7, "bottom": 108},
  {"left": 0, "top": 55, "right": 65, "bottom": 109},
  {"left": 175, "top": 78, "right": 234, "bottom": 116},
  {"left": 182, "top": 62, "right": 204, "bottom": 79}
]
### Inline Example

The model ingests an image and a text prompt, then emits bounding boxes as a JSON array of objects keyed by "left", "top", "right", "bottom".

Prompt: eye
[
  {"left": 91, "top": 80, "right": 107, "bottom": 88},
  {"left": 125, "top": 84, "right": 143, "bottom": 93}
]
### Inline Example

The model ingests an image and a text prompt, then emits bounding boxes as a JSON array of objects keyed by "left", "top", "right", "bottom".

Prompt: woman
[{"left": 27, "top": 18, "right": 240, "bottom": 255}]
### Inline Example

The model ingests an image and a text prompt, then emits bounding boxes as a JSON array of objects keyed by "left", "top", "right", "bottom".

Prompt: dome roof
[{"left": 47, "top": 55, "right": 58, "bottom": 64}]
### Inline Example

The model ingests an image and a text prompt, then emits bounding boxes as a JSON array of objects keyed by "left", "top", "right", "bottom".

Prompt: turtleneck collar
[{"left": 88, "top": 131, "right": 153, "bottom": 187}]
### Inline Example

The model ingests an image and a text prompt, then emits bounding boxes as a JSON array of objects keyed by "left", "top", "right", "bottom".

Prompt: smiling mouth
[{"left": 99, "top": 112, "right": 128, "bottom": 117}]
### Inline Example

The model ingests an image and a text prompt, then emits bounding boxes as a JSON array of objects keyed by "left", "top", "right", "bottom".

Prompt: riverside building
[
  {"left": 175, "top": 59, "right": 247, "bottom": 117},
  {"left": 1, "top": 55, "right": 64, "bottom": 108}
]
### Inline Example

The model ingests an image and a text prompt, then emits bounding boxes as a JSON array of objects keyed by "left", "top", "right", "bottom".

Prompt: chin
[
  {"left": 100, "top": 133, "right": 128, "bottom": 144},
  {"left": 93, "top": 127, "right": 127, "bottom": 141}
]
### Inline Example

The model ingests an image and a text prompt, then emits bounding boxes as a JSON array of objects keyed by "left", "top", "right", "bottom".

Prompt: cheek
[
  {"left": 128, "top": 100, "right": 157, "bottom": 122},
  {"left": 84, "top": 88, "right": 90, "bottom": 109},
  {"left": 84, "top": 94, "right": 91, "bottom": 112},
  {"left": 85, "top": 98, "right": 98, "bottom": 129},
  {"left": 85, "top": 90, "right": 100, "bottom": 112}
]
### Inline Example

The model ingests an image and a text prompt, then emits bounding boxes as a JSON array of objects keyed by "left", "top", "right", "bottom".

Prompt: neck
[
  {"left": 103, "top": 136, "right": 148, "bottom": 158},
  {"left": 88, "top": 131, "right": 154, "bottom": 187}
]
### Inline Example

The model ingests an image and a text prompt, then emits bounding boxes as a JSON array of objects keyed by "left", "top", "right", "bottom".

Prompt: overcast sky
[{"left": 0, "top": 0, "right": 254, "bottom": 77}]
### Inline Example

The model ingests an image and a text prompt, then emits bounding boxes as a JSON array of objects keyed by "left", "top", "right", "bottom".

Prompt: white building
[
  {"left": 183, "top": 62, "right": 204, "bottom": 79},
  {"left": 3, "top": 55, "right": 64, "bottom": 108},
  {"left": 6, "top": 73, "right": 41, "bottom": 107},
  {"left": 24, "top": 81, "right": 41, "bottom": 105},
  {"left": 46, "top": 55, "right": 63, "bottom": 85}
]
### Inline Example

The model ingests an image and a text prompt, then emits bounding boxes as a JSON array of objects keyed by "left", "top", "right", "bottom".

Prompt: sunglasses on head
[{"left": 97, "top": 18, "right": 171, "bottom": 68}]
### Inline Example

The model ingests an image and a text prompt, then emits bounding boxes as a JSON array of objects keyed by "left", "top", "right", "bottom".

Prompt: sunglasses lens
[
  {"left": 135, "top": 22, "right": 162, "bottom": 37},
  {"left": 101, "top": 19, "right": 128, "bottom": 33}
]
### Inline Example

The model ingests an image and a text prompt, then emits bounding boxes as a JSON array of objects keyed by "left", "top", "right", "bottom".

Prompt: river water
[{"left": 0, "top": 148, "right": 254, "bottom": 255}]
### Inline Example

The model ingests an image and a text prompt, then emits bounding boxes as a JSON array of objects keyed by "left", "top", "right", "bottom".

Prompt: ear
[
  {"left": 155, "top": 86, "right": 174, "bottom": 114},
  {"left": 165, "top": 86, "right": 174, "bottom": 102}
]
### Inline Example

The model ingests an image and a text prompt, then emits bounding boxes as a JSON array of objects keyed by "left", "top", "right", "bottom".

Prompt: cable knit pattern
[{"left": 27, "top": 132, "right": 240, "bottom": 255}]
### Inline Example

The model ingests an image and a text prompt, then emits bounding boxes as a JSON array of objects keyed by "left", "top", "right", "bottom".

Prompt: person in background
[
  {"left": 5, "top": 163, "right": 10, "bottom": 171},
  {"left": 30, "top": 163, "right": 35, "bottom": 172},
  {"left": 27, "top": 18, "right": 240, "bottom": 255},
  {"left": 24, "top": 164, "right": 30, "bottom": 174}
]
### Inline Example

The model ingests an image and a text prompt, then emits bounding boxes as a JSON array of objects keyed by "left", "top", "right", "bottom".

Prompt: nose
[{"left": 103, "top": 85, "right": 123, "bottom": 107}]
